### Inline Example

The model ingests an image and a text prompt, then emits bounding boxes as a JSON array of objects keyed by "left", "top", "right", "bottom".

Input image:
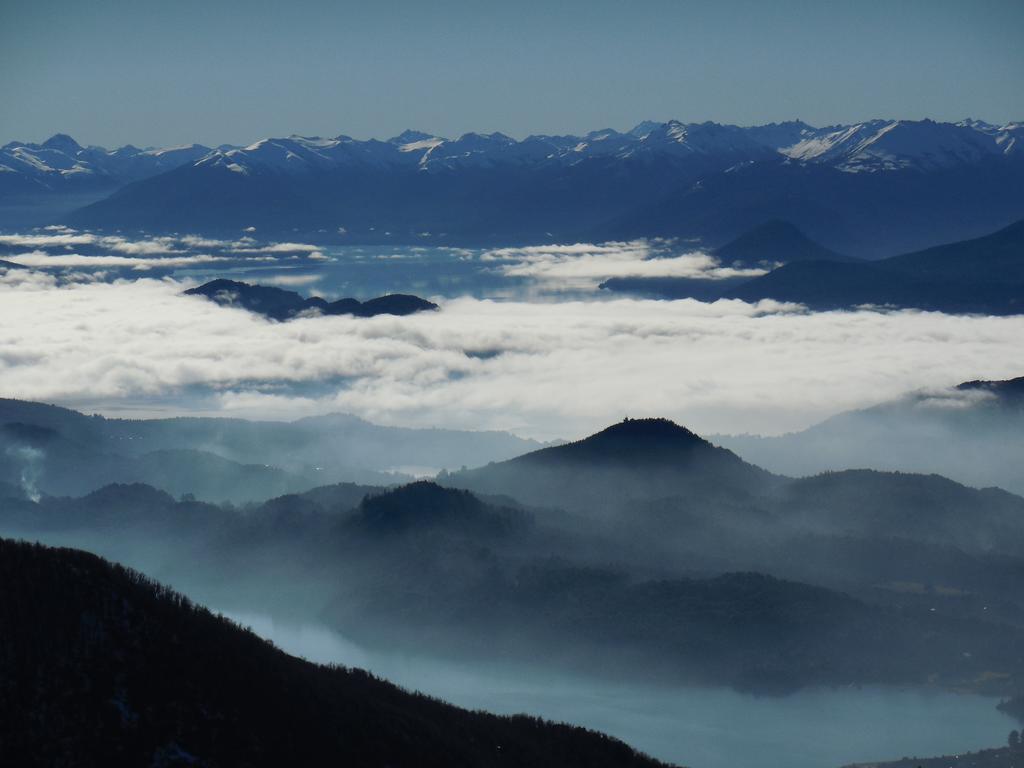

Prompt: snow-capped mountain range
[
  {"left": 3, "top": 118, "right": 1023, "bottom": 257},
  {"left": 3, "top": 118, "right": 1021, "bottom": 188},
  {"left": 0, "top": 134, "right": 211, "bottom": 193}
]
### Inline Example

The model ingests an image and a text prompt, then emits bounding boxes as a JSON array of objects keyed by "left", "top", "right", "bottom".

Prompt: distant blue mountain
[
  {"left": 727, "top": 218, "right": 1024, "bottom": 314},
  {"left": 605, "top": 218, "right": 1024, "bottom": 315}
]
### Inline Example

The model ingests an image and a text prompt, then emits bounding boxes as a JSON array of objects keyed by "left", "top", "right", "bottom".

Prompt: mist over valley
[{"left": 2, "top": 2, "right": 1023, "bottom": 762}]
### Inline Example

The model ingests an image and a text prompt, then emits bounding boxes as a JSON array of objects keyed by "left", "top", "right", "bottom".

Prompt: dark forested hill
[
  {"left": 443, "top": 418, "right": 775, "bottom": 515},
  {"left": 184, "top": 278, "right": 438, "bottom": 321},
  {"left": 0, "top": 538, "right": 670, "bottom": 768}
]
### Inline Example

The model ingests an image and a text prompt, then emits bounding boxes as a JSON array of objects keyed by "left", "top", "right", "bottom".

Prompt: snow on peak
[
  {"left": 1, "top": 118, "right": 1018, "bottom": 187},
  {"left": 398, "top": 137, "right": 444, "bottom": 153}
]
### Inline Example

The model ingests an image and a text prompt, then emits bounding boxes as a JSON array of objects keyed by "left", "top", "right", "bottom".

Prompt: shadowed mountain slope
[
  {"left": 444, "top": 418, "right": 776, "bottom": 514},
  {"left": 713, "top": 219, "right": 853, "bottom": 267},
  {"left": 727, "top": 219, "right": 1024, "bottom": 314},
  {"left": 0, "top": 538, "right": 669, "bottom": 768}
]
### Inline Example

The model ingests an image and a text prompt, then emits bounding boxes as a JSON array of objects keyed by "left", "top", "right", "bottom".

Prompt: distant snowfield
[{"left": 2, "top": 269, "right": 1022, "bottom": 439}]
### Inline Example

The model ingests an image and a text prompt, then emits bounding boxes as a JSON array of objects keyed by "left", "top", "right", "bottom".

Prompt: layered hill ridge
[
  {"left": 715, "top": 375, "right": 1024, "bottom": 495},
  {"left": 0, "top": 398, "right": 541, "bottom": 502},
  {"left": 958, "top": 375, "right": 1024, "bottom": 401},
  {"left": 4, "top": 468, "right": 1024, "bottom": 697}
]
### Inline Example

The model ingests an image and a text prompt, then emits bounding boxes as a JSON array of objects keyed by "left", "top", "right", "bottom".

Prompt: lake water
[
  {"left": 176, "top": 244, "right": 530, "bottom": 300},
  {"left": 229, "top": 611, "right": 1017, "bottom": 768},
  {"left": 6, "top": 236, "right": 691, "bottom": 300}
]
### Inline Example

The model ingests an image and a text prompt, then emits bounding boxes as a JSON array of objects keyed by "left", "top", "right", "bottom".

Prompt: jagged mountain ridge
[
  {"left": 8, "top": 118, "right": 1015, "bottom": 184},
  {"left": 0, "top": 133, "right": 210, "bottom": 195},
  {"left": 0, "top": 117, "right": 1014, "bottom": 254}
]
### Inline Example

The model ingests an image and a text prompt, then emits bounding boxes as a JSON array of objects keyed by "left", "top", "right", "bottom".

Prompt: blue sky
[{"left": 1, "top": 0, "right": 1022, "bottom": 148}]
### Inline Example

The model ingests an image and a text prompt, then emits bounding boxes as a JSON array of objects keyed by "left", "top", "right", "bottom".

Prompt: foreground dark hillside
[{"left": 0, "top": 538, "right": 669, "bottom": 768}]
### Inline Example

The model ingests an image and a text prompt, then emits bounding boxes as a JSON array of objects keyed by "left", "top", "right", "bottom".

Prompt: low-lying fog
[
  {"left": 3, "top": 237, "right": 1024, "bottom": 438},
  {"left": 229, "top": 611, "right": 1015, "bottom": 768}
]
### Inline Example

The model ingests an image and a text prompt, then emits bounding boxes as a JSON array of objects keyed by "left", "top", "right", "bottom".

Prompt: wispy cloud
[
  {"left": 1, "top": 276, "right": 1021, "bottom": 440},
  {"left": 0, "top": 233, "right": 98, "bottom": 248},
  {"left": 5, "top": 251, "right": 226, "bottom": 270},
  {"left": 0, "top": 229, "right": 333, "bottom": 271},
  {"left": 229, "top": 242, "right": 323, "bottom": 254},
  {"left": 262, "top": 273, "right": 324, "bottom": 287}
]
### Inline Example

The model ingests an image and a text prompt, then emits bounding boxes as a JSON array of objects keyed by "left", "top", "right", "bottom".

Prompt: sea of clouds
[{"left": 2, "top": 257, "right": 1022, "bottom": 439}]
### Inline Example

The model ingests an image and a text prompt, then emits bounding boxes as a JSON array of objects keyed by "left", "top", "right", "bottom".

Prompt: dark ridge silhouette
[
  {"left": 490, "top": 418, "right": 742, "bottom": 467},
  {"left": 958, "top": 375, "right": 1024, "bottom": 402},
  {"left": 184, "top": 278, "right": 439, "bottom": 321},
  {"left": 883, "top": 218, "right": 1024, "bottom": 281},
  {"left": 444, "top": 417, "right": 774, "bottom": 513},
  {"left": 713, "top": 219, "right": 853, "bottom": 267},
  {"left": 727, "top": 218, "right": 1024, "bottom": 314},
  {"left": 4, "top": 475, "right": 1024, "bottom": 695},
  {"left": 0, "top": 538, "right": 670, "bottom": 768},
  {"left": 0, "top": 258, "right": 27, "bottom": 270}
]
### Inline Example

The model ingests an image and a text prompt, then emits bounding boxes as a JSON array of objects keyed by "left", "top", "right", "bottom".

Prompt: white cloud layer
[
  {"left": 480, "top": 241, "right": 766, "bottom": 289},
  {"left": 1, "top": 276, "right": 1022, "bottom": 440},
  {"left": 6, "top": 251, "right": 226, "bottom": 270}
]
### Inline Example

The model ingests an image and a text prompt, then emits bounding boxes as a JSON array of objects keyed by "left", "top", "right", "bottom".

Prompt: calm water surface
[{"left": 229, "top": 611, "right": 1016, "bottom": 768}]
